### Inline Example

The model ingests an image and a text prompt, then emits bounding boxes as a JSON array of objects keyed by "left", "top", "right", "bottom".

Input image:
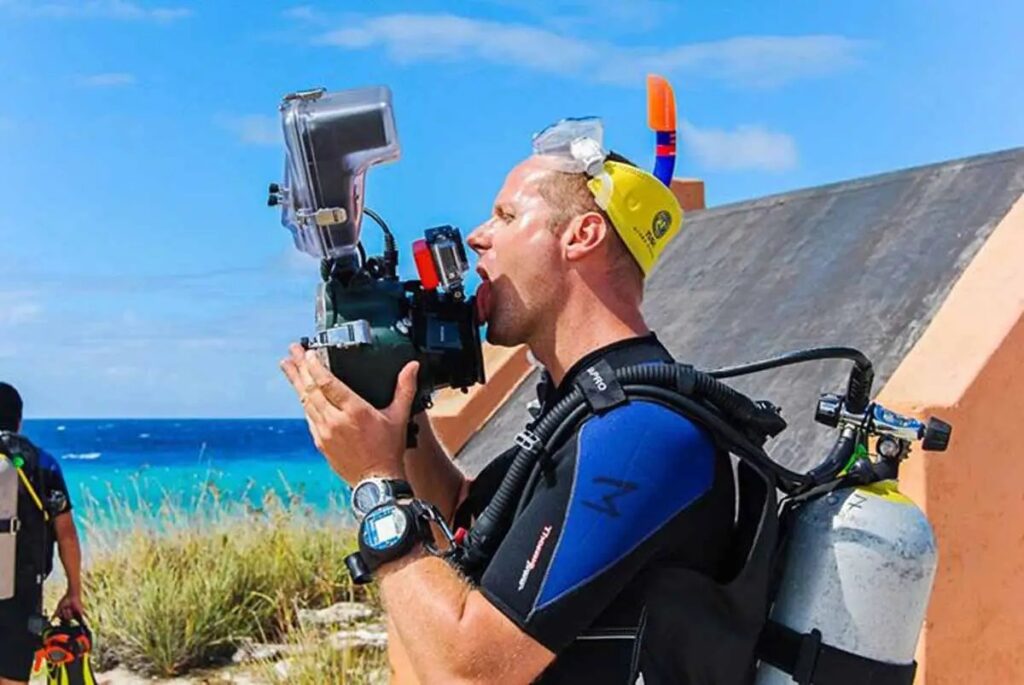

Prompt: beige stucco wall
[{"left": 877, "top": 194, "right": 1024, "bottom": 682}]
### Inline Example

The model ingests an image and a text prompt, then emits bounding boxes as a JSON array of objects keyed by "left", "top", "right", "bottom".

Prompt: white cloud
[
  {"left": 282, "top": 5, "right": 321, "bottom": 23},
  {"left": 219, "top": 115, "right": 281, "bottom": 147},
  {"left": 679, "top": 120, "right": 798, "bottom": 172},
  {"left": 318, "top": 14, "right": 596, "bottom": 75},
  {"left": 611, "top": 35, "right": 866, "bottom": 89},
  {"left": 0, "top": 0, "right": 191, "bottom": 22},
  {"left": 314, "top": 14, "right": 865, "bottom": 89},
  {"left": 76, "top": 72, "right": 137, "bottom": 88},
  {"left": 483, "top": 0, "right": 678, "bottom": 33},
  {"left": 0, "top": 292, "right": 43, "bottom": 325}
]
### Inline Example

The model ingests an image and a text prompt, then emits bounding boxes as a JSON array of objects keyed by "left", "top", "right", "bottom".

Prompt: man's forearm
[
  {"left": 402, "top": 413, "right": 468, "bottom": 521},
  {"left": 379, "top": 553, "right": 547, "bottom": 684},
  {"left": 55, "top": 517, "right": 82, "bottom": 594}
]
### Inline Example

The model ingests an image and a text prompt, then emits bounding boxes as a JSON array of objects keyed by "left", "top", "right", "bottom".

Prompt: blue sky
[{"left": 1, "top": 0, "right": 1022, "bottom": 418}]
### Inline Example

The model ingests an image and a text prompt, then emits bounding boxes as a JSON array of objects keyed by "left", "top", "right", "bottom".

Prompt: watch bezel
[{"left": 350, "top": 478, "right": 412, "bottom": 518}]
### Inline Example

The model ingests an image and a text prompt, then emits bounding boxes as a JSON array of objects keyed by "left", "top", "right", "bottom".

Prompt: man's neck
[{"left": 529, "top": 295, "right": 649, "bottom": 387}]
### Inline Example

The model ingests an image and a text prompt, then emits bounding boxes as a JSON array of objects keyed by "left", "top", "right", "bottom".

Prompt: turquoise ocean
[{"left": 20, "top": 419, "right": 347, "bottom": 532}]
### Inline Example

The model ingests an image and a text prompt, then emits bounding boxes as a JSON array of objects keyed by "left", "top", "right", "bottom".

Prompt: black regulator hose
[
  {"left": 708, "top": 346, "right": 872, "bottom": 380},
  {"left": 805, "top": 426, "right": 859, "bottom": 486},
  {"left": 710, "top": 346, "right": 875, "bottom": 417},
  {"left": 460, "top": 363, "right": 805, "bottom": 572},
  {"left": 461, "top": 386, "right": 590, "bottom": 570},
  {"left": 514, "top": 403, "right": 592, "bottom": 519}
]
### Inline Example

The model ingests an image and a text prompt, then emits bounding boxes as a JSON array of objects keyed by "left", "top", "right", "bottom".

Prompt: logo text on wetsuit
[
  {"left": 582, "top": 477, "right": 638, "bottom": 518},
  {"left": 518, "top": 525, "right": 554, "bottom": 591},
  {"left": 586, "top": 366, "right": 608, "bottom": 391}
]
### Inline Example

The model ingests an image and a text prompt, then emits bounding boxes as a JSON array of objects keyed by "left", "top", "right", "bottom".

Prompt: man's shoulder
[
  {"left": 37, "top": 448, "right": 62, "bottom": 472},
  {"left": 575, "top": 399, "right": 717, "bottom": 465},
  {"left": 0, "top": 431, "right": 54, "bottom": 465}
]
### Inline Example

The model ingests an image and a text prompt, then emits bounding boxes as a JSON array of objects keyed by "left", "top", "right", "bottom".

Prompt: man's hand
[
  {"left": 54, "top": 589, "right": 85, "bottom": 621},
  {"left": 280, "top": 343, "right": 420, "bottom": 485}
]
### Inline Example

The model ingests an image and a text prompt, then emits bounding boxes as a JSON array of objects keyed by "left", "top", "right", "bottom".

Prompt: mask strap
[{"left": 591, "top": 170, "right": 614, "bottom": 210}]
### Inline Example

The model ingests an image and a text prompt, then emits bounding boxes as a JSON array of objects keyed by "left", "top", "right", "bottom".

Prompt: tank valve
[
  {"left": 922, "top": 417, "right": 952, "bottom": 451},
  {"left": 814, "top": 394, "right": 842, "bottom": 427}
]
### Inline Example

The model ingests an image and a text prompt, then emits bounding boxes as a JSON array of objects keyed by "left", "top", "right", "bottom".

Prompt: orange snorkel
[{"left": 647, "top": 74, "right": 677, "bottom": 188}]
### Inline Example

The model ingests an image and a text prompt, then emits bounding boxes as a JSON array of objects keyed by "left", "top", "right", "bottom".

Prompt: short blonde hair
[{"left": 537, "top": 170, "right": 645, "bottom": 290}]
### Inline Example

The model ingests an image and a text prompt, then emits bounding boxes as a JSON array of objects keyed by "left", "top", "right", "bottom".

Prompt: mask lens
[
  {"left": 531, "top": 117, "right": 607, "bottom": 173},
  {"left": 532, "top": 117, "right": 604, "bottom": 157}
]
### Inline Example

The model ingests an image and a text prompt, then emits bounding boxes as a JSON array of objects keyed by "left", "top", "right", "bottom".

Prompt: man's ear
[{"left": 562, "top": 212, "right": 610, "bottom": 263}]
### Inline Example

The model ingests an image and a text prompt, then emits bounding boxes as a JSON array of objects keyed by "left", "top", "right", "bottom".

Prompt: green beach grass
[{"left": 57, "top": 479, "right": 388, "bottom": 681}]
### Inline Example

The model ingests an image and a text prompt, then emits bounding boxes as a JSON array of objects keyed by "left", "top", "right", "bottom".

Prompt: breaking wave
[{"left": 62, "top": 452, "right": 102, "bottom": 461}]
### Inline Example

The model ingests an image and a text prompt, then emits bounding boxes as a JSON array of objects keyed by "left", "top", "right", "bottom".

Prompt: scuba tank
[
  {"left": 1, "top": 430, "right": 58, "bottom": 634},
  {"left": 754, "top": 399, "right": 950, "bottom": 685},
  {"left": 1, "top": 430, "right": 48, "bottom": 600},
  {"left": 756, "top": 480, "right": 937, "bottom": 684},
  {"left": 0, "top": 440, "right": 18, "bottom": 600}
]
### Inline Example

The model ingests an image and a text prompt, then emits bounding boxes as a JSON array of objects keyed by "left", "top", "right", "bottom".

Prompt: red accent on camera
[{"left": 413, "top": 239, "right": 440, "bottom": 290}]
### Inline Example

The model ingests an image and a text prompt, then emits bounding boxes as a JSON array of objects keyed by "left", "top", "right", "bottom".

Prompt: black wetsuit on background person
[{"left": 455, "top": 334, "right": 738, "bottom": 684}]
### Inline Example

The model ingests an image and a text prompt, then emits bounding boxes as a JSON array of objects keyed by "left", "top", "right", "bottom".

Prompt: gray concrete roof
[{"left": 455, "top": 147, "right": 1024, "bottom": 476}]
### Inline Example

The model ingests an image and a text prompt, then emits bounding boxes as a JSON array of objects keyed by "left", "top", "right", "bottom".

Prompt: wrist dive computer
[{"left": 345, "top": 498, "right": 458, "bottom": 584}]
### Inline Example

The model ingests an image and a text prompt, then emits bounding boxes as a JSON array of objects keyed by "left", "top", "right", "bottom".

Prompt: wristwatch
[{"left": 350, "top": 478, "right": 413, "bottom": 519}]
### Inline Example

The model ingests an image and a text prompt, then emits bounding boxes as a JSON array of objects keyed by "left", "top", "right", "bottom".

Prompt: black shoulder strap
[
  {"left": 758, "top": 620, "right": 917, "bottom": 685},
  {"left": 573, "top": 358, "right": 628, "bottom": 414}
]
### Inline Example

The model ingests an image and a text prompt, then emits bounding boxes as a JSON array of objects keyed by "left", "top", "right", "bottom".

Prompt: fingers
[
  {"left": 280, "top": 354, "right": 327, "bottom": 428},
  {"left": 54, "top": 600, "right": 73, "bottom": 621},
  {"left": 385, "top": 360, "right": 421, "bottom": 422},
  {"left": 280, "top": 355, "right": 305, "bottom": 396}
]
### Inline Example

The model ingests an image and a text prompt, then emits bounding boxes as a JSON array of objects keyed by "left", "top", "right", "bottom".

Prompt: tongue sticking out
[{"left": 475, "top": 280, "right": 492, "bottom": 324}]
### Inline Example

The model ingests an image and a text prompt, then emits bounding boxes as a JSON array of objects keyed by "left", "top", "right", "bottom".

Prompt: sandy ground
[{"left": 89, "top": 666, "right": 263, "bottom": 685}]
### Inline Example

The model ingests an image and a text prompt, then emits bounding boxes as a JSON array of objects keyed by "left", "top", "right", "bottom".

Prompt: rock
[
  {"left": 231, "top": 639, "right": 301, "bottom": 664},
  {"left": 92, "top": 667, "right": 195, "bottom": 684},
  {"left": 297, "top": 601, "right": 375, "bottom": 628},
  {"left": 328, "top": 624, "right": 388, "bottom": 650},
  {"left": 273, "top": 660, "right": 291, "bottom": 680}
]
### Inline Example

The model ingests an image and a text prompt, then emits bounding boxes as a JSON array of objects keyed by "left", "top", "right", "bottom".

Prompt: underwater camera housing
[{"left": 268, "top": 86, "right": 485, "bottom": 414}]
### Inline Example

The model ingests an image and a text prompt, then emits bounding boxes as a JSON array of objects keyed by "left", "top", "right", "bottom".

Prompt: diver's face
[{"left": 468, "top": 158, "right": 565, "bottom": 347}]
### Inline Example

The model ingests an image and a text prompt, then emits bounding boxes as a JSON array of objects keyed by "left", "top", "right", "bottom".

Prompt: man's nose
[{"left": 467, "top": 224, "right": 492, "bottom": 256}]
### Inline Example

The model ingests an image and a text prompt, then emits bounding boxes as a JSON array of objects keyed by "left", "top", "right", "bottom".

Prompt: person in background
[{"left": 0, "top": 382, "right": 84, "bottom": 685}]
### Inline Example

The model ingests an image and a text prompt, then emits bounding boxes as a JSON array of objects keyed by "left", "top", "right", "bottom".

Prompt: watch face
[
  {"left": 352, "top": 481, "right": 384, "bottom": 516},
  {"left": 362, "top": 504, "right": 408, "bottom": 551}
]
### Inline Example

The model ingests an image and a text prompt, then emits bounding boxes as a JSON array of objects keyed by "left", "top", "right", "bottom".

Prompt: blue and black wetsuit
[
  {"left": 456, "top": 334, "right": 737, "bottom": 684},
  {"left": 0, "top": 439, "right": 73, "bottom": 682}
]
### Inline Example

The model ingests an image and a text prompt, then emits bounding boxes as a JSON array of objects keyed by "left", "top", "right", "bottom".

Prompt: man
[
  {"left": 0, "top": 383, "right": 84, "bottom": 685},
  {"left": 281, "top": 123, "right": 738, "bottom": 683}
]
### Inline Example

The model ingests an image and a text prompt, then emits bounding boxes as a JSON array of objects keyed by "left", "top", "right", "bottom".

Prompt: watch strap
[{"left": 385, "top": 478, "right": 413, "bottom": 499}]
